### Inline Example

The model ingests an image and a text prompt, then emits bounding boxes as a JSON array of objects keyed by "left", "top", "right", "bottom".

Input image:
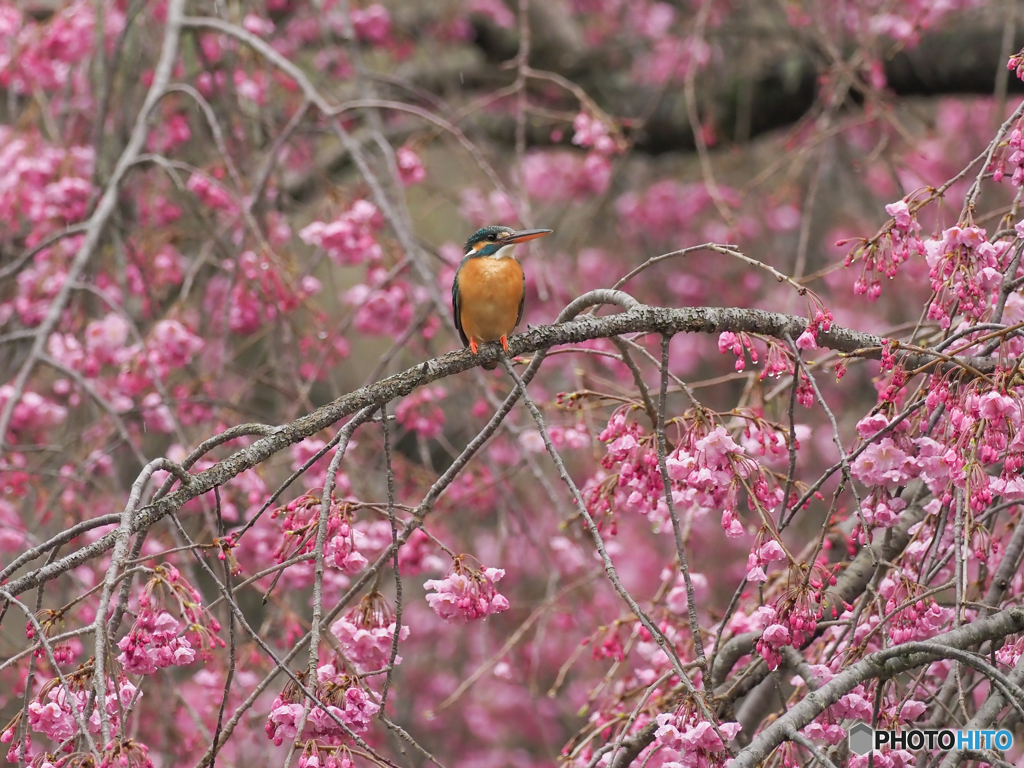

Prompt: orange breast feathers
[{"left": 457, "top": 256, "right": 525, "bottom": 344}]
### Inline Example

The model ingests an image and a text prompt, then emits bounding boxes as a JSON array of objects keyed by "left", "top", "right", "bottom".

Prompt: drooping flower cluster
[
  {"left": 570, "top": 112, "right": 621, "bottom": 156},
  {"left": 343, "top": 267, "right": 428, "bottom": 337},
  {"left": 616, "top": 180, "right": 720, "bottom": 242},
  {"left": 265, "top": 665, "right": 380, "bottom": 747},
  {"left": 1008, "top": 46, "right": 1024, "bottom": 81},
  {"left": 395, "top": 385, "right": 447, "bottom": 439},
  {"left": 744, "top": 537, "right": 787, "bottom": 583},
  {"left": 117, "top": 564, "right": 223, "bottom": 674},
  {"left": 1, "top": 660, "right": 138, "bottom": 759},
  {"left": 222, "top": 249, "right": 322, "bottom": 337},
  {"left": 0, "top": 129, "right": 96, "bottom": 244},
  {"left": 995, "top": 123, "right": 1024, "bottom": 186},
  {"left": 717, "top": 332, "right": 801, "bottom": 391},
  {"left": 350, "top": 3, "right": 391, "bottom": 44},
  {"left": 519, "top": 423, "right": 590, "bottom": 452},
  {"left": 0, "top": 385, "right": 67, "bottom": 443},
  {"left": 0, "top": 1, "right": 125, "bottom": 96},
  {"left": 585, "top": 408, "right": 778, "bottom": 538},
  {"left": 117, "top": 607, "right": 196, "bottom": 675},
  {"left": 458, "top": 188, "right": 517, "bottom": 226},
  {"left": 297, "top": 742, "right": 359, "bottom": 768},
  {"left": 851, "top": 386, "right": 1024, "bottom": 525},
  {"left": 753, "top": 558, "right": 844, "bottom": 670},
  {"left": 845, "top": 198, "right": 924, "bottom": 301},
  {"left": 299, "top": 200, "right": 384, "bottom": 266},
  {"left": 923, "top": 222, "right": 1009, "bottom": 329},
  {"left": 330, "top": 592, "right": 410, "bottom": 675},
  {"left": 878, "top": 572, "right": 951, "bottom": 644},
  {"left": 396, "top": 146, "right": 426, "bottom": 186},
  {"left": 271, "top": 491, "right": 368, "bottom": 574},
  {"left": 522, "top": 150, "right": 613, "bottom": 201},
  {"left": 653, "top": 707, "right": 741, "bottom": 767},
  {"left": 186, "top": 170, "right": 238, "bottom": 214},
  {"left": 423, "top": 555, "right": 510, "bottom": 622}
]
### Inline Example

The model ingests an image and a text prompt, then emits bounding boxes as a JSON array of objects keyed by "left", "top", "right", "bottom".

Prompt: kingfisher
[{"left": 452, "top": 225, "right": 553, "bottom": 370}]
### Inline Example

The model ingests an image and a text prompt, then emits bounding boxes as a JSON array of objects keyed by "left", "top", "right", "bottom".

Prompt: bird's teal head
[{"left": 463, "top": 225, "right": 552, "bottom": 259}]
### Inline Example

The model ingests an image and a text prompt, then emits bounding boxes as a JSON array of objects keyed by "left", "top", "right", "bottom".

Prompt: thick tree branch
[
  {"left": 730, "top": 607, "right": 1024, "bottom": 768},
  {"left": 465, "top": 19, "right": 1024, "bottom": 155}
]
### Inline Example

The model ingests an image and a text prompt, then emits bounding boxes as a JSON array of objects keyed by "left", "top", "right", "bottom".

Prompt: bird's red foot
[
  {"left": 500, "top": 335, "right": 509, "bottom": 352},
  {"left": 469, "top": 338, "right": 479, "bottom": 354}
]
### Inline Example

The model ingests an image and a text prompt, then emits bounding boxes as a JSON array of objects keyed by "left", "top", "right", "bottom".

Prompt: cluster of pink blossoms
[
  {"left": 753, "top": 604, "right": 792, "bottom": 671},
  {"left": 424, "top": 556, "right": 510, "bottom": 622},
  {"left": 265, "top": 665, "right": 380, "bottom": 747},
  {"left": 143, "top": 318, "right": 205, "bottom": 380},
  {"left": 271, "top": 492, "right": 368, "bottom": 574},
  {"left": 852, "top": 387, "right": 1024, "bottom": 522},
  {"left": 922, "top": 223, "right": 1009, "bottom": 329},
  {"left": 297, "top": 744, "right": 358, "bottom": 768},
  {"left": 516, "top": 111, "right": 624, "bottom": 203},
  {"left": 458, "top": 188, "right": 517, "bottom": 226},
  {"left": 718, "top": 331, "right": 771, "bottom": 375},
  {"left": 222, "top": 249, "right": 320, "bottom": 337},
  {"left": 0, "top": 1, "right": 124, "bottom": 96},
  {"left": 147, "top": 111, "right": 191, "bottom": 154},
  {"left": 585, "top": 410, "right": 775, "bottom": 537},
  {"left": 519, "top": 424, "right": 590, "bottom": 453},
  {"left": 994, "top": 124, "right": 1024, "bottom": 186},
  {"left": 299, "top": 200, "right": 383, "bottom": 266},
  {"left": 2, "top": 664, "right": 138, "bottom": 761},
  {"left": 616, "top": 180, "right": 720, "bottom": 242},
  {"left": 522, "top": 150, "right": 613, "bottom": 201},
  {"left": 752, "top": 555, "right": 844, "bottom": 671},
  {"left": 395, "top": 386, "right": 447, "bottom": 439},
  {"left": 0, "top": 129, "right": 95, "bottom": 242},
  {"left": 330, "top": 594, "right": 410, "bottom": 674},
  {"left": 571, "top": 113, "right": 619, "bottom": 156},
  {"left": 185, "top": 171, "right": 237, "bottom": 214},
  {"left": 635, "top": 34, "right": 712, "bottom": 84},
  {"left": 1008, "top": 47, "right": 1024, "bottom": 81},
  {"left": 396, "top": 146, "right": 426, "bottom": 186},
  {"left": 744, "top": 538, "right": 787, "bottom": 583},
  {"left": 652, "top": 709, "right": 741, "bottom": 767},
  {"left": 878, "top": 573, "right": 950, "bottom": 644},
  {"left": 121, "top": 565, "right": 225, "bottom": 670},
  {"left": 792, "top": 663, "right": 928, "bottom": 767},
  {"left": 0, "top": 385, "right": 66, "bottom": 442},
  {"left": 585, "top": 412, "right": 660, "bottom": 527},
  {"left": 117, "top": 608, "right": 196, "bottom": 675},
  {"left": 843, "top": 197, "right": 921, "bottom": 302},
  {"left": 30, "top": 679, "right": 137, "bottom": 741},
  {"left": 718, "top": 312, "right": 829, "bottom": 392},
  {"left": 344, "top": 267, "right": 430, "bottom": 338},
  {"left": 349, "top": 3, "right": 391, "bottom": 43},
  {"left": 665, "top": 425, "right": 764, "bottom": 536}
]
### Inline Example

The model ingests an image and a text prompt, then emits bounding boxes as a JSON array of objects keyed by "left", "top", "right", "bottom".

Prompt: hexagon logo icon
[{"left": 849, "top": 722, "right": 874, "bottom": 756}]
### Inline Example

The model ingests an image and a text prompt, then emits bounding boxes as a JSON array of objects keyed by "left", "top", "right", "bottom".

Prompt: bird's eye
[{"left": 487, "top": 233, "right": 497, "bottom": 242}]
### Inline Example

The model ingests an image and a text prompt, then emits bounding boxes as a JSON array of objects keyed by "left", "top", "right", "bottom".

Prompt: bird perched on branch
[{"left": 452, "top": 225, "right": 552, "bottom": 370}]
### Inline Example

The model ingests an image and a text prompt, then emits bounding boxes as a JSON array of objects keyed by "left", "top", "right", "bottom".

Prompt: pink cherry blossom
[
  {"left": 424, "top": 558, "right": 510, "bottom": 622},
  {"left": 300, "top": 200, "right": 383, "bottom": 265},
  {"left": 350, "top": 4, "right": 390, "bottom": 43}
]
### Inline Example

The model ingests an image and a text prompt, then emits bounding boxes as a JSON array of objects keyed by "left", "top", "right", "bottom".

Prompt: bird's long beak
[{"left": 507, "top": 228, "right": 553, "bottom": 244}]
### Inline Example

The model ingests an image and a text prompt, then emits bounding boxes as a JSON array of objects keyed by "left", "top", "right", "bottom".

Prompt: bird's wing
[
  {"left": 515, "top": 267, "right": 525, "bottom": 329},
  {"left": 452, "top": 259, "right": 470, "bottom": 348}
]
